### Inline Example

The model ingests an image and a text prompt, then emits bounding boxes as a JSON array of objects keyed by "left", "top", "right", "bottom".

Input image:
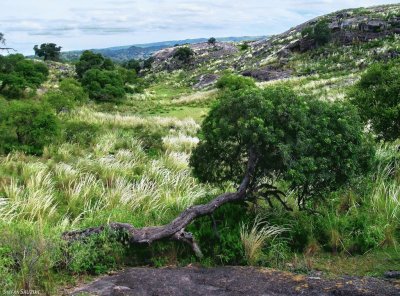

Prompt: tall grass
[{"left": 240, "top": 216, "right": 287, "bottom": 265}]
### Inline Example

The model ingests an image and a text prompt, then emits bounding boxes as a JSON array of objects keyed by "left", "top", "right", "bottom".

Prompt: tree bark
[{"left": 63, "top": 150, "right": 258, "bottom": 257}]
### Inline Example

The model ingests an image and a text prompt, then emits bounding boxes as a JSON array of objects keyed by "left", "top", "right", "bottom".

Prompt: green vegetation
[
  {"left": 81, "top": 69, "right": 126, "bottom": 102},
  {"left": 123, "top": 58, "right": 141, "bottom": 73},
  {"left": 215, "top": 73, "right": 256, "bottom": 91},
  {"left": 0, "top": 54, "right": 49, "bottom": 98},
  {"left": 173, "top": 47, "right": 194, "bottom": 63},
  {"left": 208, "top": 37, "right": 216, "bottom": 45},
  {"left": 301, "top": 20, "right": 331, "bottom": 46},
  {"left": 350, "top": 59, "right": 400, "bottom": 141},
  {"left": 75, "top": 50, "right": 115, "bottom": 79},
  {"left": 0, "top": 100, "right": 61, "bottom": 155},
  {"left": 191, "top": 85, "right": 374, "bottom": 208},
  {"left": 33, "top": 43, "right": 62, "bottom": 61},
  {"left": 1, "top": 5, "right": 400, "bottom": 294}
]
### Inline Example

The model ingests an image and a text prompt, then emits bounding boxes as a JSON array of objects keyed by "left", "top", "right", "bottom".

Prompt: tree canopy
[
  {"left": 81, "top": 69, "right": 125, "bottom": 102},
  {"left": 33, "top": 43, "right": 62, "bottom": 61},
  {"left": 216, "top": 74, "right": 256, "bottom": 92},
  {"left": 0, "top": 54, "right": 49, "bottom": 98},
  {"left": 190, "top": 85, "right": 374, "bottom": 208},
  {"left": 44, "top": 78, "right": 88, "bottom": 113},
  {"left": 0, "top": 100, "right": 61, "bottom": 155},
  {"left": 123, "top": 59, "right": 141, "bottom": 73},
  {"left": 349, "top": 60, "right": 400, "bottom": 141},
  {"left": 75, "top": 50, "right": 115, "bottom": 78},
  {"left": 301, "top": 20, "right": 331, "bottom": 46},
  {"left": 208, "top": 37, "right": 217, "bottom": 45},
  {"left": 173, "top": 47, "right": 194, "bottom": 64}
]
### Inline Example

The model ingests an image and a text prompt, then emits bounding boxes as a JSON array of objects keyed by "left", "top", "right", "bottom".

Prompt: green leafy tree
[
  {"left": 143, "top": 57, "right": 154, "bottom": 70},
  {"left": 350, "top": 60, "right": 400, "bottom": 141},
  {"left": 301, "top": 20, "right": 331, "bottom": 46},
  {"left": 0, "top": 54, "right": 49, "bottom": 98},
  {"left": 314, "top": 20, "right": 331, "bottom": 45},
  {"left": 240, "top": 43, "right": 249, "bottom": 51},
  {"left": 75, "top": 50, "right": 115, "bottom": 79},
  {"left": 123, "top": 59, "right": 141, "bottom": 73},
  {"left": 208, "top": 37, "right": 216, "bottom": 45},
  {"left": 81, "top": 69, "right": 125, "bottom": 102},
  {"left": 117, "top": 68, "right": 144, "bottom": 93},
  {"left": 173, "top": 47, "right": 194, "bottom": 63},
  {"left": 216, "top": 74, "right": 256, "bottom": 92},
  {"left": 0, "top": 100, "right": 61, "bottom": 155},
  {"left": 33, "top": 43, "right": 62, "bottom": 61},
  {"left": 190, "top": 86, "right": 374, "bottom": 209}
]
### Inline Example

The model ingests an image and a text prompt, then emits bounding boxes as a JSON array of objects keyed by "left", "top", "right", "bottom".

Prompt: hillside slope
[
  {"left": 60, "top": 36, "right": 265, "bottom": 62},
  {"left": 150, "top": 4, "right": 400, "bottom": 89}
]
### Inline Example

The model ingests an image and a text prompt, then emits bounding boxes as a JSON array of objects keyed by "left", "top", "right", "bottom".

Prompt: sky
[{"left": 1, "top": 0, "right": 398, "bottom": 54}]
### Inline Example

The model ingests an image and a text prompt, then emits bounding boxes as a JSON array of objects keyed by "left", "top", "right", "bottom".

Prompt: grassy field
[{"left": 1, "top": 33, "right": 400, "bottom": 295}]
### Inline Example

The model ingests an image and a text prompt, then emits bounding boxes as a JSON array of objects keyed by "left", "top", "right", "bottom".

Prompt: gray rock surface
[{"left": 67, "top": 266, "right": 400, "bottom": 296}]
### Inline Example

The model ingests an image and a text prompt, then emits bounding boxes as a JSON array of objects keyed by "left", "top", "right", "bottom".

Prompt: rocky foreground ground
[{"left": 67, "top": 266, "right": 400, "bottom": 296}]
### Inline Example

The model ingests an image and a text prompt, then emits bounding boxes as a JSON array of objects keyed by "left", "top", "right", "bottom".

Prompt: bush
[
  {"left": 0, "top": 54, "right": 49, "bottom": 98},
  {"left": 66, "top": 232, "right": 125, "bottom": 275},
  {"left": 123, "top": 59, "right": 141, "bottom": 73},
  {"left": 349, "top": 60, "right": 400, "bottom": 141},
  {"left": 63, "top": 121, "right": 100, "bottom": 146},
  {"left": 190, "top": 86, "right": 374, "bottom": 207},
  {"left": 59, "top": 78, "right": 88, "bottom": 104},
  {"left": 173, "top": 47, "right": 194, "bottom": 63},
  {"left": 301, "top": 20, "right": 331, "bottom": 46},
  {"left": 43, "top": 79, "right": 87, "bottom": 112},
  {"left": 75, "top": 50, "right": 115, "bottom": 78},
  {"left": 240, "top": 43, "right": 249, "bottom": 51},
  {"left": 0, "top": 100, "right": 61, "bottom": 155},
  {"left": 216, "top": 74, "right": 256, "bottom": 91},
  {"left": 81, "top": 69, "right": 125, "bottom": 102},
  {"left": 189, "top": 202, "right": 251, "bottom": 265}
]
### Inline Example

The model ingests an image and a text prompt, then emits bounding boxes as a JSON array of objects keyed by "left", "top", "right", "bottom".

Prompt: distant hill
[{"left": 61, "top": 36, "right": 266, "bottom": 62}]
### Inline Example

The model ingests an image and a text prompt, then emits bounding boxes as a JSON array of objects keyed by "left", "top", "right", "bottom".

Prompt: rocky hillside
[
  {"left": 150, "top": 4, "right": 400, "bottom": 88},
  {"left": 61, "top": 36, "right": 265, "bottom": 62}
]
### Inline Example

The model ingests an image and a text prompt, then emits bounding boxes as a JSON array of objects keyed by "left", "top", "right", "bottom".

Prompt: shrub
[
  {"left": 123, "top": 59, "right": 141, "bottom": 73},
  {"left": 301, "top": 20, "right": 331, "bottom": 46},
  {"left": 66, "top": 232, "right": 125, "bottom": 275},
  {"left": 189, "top": 202, "right": 250, "bottom": 265},
  {"left": 59, "top": 78, "right": 88, "bottom": 104},
  {"left": 75, "top": 50, "right": 115, "bottom": 78},
  {"left": 240, "top": 43, "right": 249, "bottom": 51},
  {"left": 216, "top": 74, "right": 256, "bottom": 91},
  {"left": 0, "top": 54, "right": 49, "bottom": 98},
  {"left": 173, "top": 47, "right": 194, "bottom": 63},
  {"left": 0, "top": 100, "right": 61, "bottom": 155},
  {"left": 313, "top": 20, "right": 331, "bottom": 45},
  {"left": 81, "top": 69, "right": 125, "bottom": 102},
  {"left": 43, "top": 79, "right": 87, "bottom": 113},
  {"left": 143, "top": 57, "right": 154, "bottom": 70},
  {"left": 349, "top": 60, "right": 400, "bottom": 141},
  {"left": 63, "top": 121, "right": 100, "bottom": 146},
  {"left": 190, "top": 86, "right": 374, "bottom": 208}
]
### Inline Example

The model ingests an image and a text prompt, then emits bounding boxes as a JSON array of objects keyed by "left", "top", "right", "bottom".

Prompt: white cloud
[{"left": 0, "top": 0, "right": 397, "bottom": 54}]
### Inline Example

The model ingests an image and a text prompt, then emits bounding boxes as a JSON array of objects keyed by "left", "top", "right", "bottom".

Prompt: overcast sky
[{"left": 1, "top": 0, "right": 397, "bottom": 54}]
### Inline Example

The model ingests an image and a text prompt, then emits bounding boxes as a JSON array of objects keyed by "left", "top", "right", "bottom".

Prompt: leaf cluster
[{"left": 190, "top": 86, "right": 374, "bottom": 206}]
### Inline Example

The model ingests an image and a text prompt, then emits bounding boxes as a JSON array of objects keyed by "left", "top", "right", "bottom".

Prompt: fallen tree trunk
[{"left": 62, "top": 151, "right": 258, "bottom": 257}]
